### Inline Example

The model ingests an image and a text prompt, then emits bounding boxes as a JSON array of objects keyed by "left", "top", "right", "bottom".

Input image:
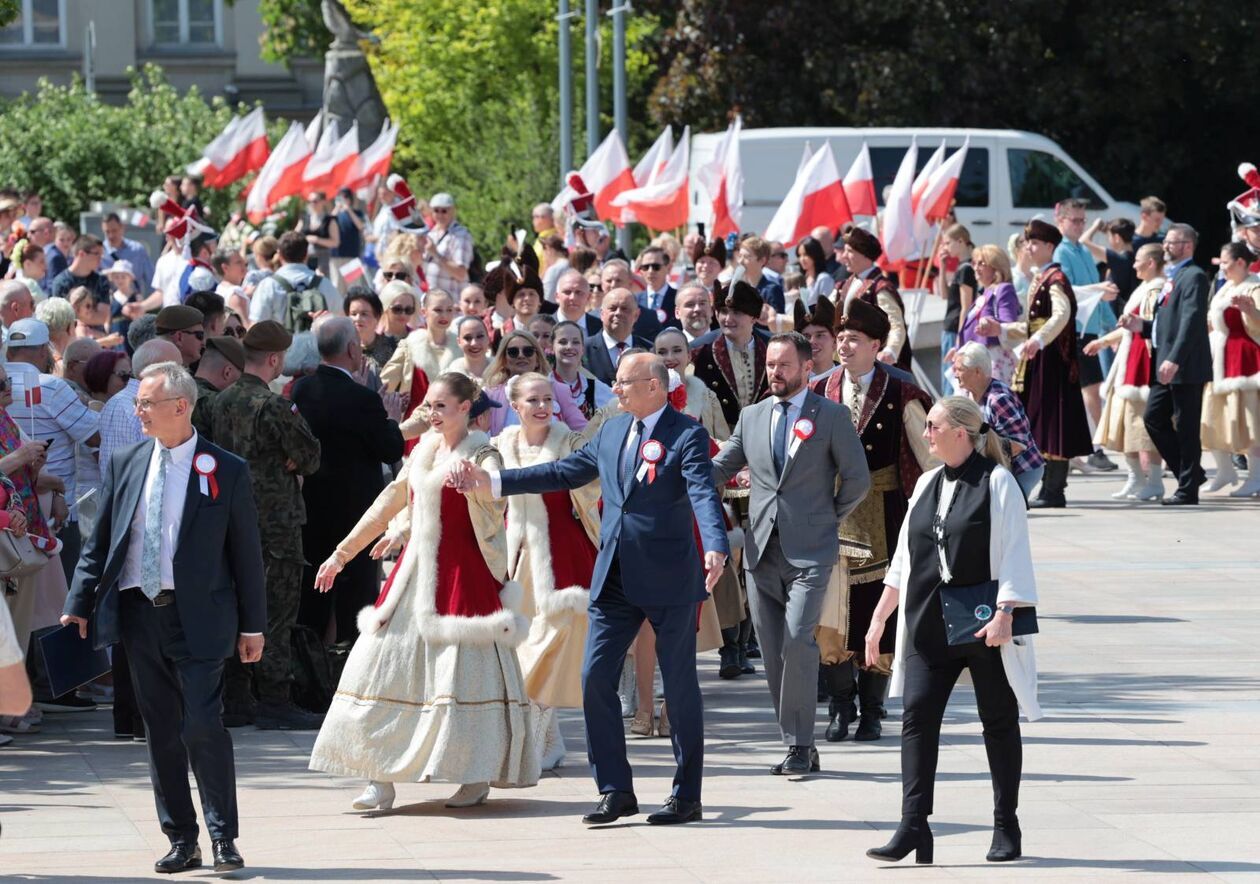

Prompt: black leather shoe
[
  {"left": 582, "top": 790, "right": 639, "bottom": 825},
  {"left": 1161, "top": 494, "right": 1199, "bottom": 506},
  {"left": 737, "top": 646, "right": 755, "bottom": 674},
  {"left": 718, "top": 646, "right": 741, "bottom": 680},
  {"left": 770, "top": 745, "right": 820, "bottom": 775},
  {"left": 745, "top": 638, "right": 761, "bottom": 659},
  {"left": 154, "top": 842, "right": 201, "bottom": 874},
  {"left": 986, "top": 819, "right": 1022, "bottom": 862},
  {"left": 825, "top": 699, "right": 856, "bottom": 742},
  {"left": 646, "top": 796, "right": 702, "bottom": 824},
  {"left": 854, "top": 713, "right": 882, "bottom": 741},
  {"left": 212, "top": 839, "right": 244, "bottom": 872}
]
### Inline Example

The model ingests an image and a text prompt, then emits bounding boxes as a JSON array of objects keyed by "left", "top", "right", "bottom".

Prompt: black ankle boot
[
  {"left": 820, "top": 661, "right": 856, "bottom": 741},
  {"left": 986, "top": 816, "right": 1022, "bottom": 862},
  {"left": 855, "top": 669, "right": 889, "bottom": 741},
  {"left": 867, "top": 815, "right": 933, "bottom": 864},
  {"left": 1030, "top": 460, "right": 1068, "bottom": 509}
]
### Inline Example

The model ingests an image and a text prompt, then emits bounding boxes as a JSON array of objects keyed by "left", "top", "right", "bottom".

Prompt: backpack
[{"left": 272, "top": 272, "right": 327, "bottom": 333}]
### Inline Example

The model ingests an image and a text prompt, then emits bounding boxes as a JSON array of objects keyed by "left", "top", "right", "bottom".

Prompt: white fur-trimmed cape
[{"left": 1209, "top": 277, "right": 1260, "bottom": 394}]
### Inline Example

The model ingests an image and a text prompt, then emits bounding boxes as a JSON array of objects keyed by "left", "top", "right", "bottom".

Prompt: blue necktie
[{"left": 772, "top": 402, "right": 790, "bottom": 477}]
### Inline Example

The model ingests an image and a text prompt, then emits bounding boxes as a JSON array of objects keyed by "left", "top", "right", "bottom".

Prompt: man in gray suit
[{"left": 712, "top": 332, "right": 870, "bottom": 775}]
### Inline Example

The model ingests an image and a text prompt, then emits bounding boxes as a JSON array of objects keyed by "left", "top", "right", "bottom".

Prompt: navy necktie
[{"left": 772, "top": 402, "right": 790, "bottom": 476}]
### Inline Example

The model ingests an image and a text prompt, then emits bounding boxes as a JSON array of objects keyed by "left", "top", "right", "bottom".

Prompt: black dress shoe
[
  {"left": 1161, "top": 494, "right": 1199, "bottom": 506},
  {"left": 718, "top": 646, "right": 741, "bottom": 680},
  {"left": 770, "top": 745, "right": 820, "bottom": 775},
  {"left": 737, "top": 646, "right": 755, "bottom": 674},
  {"left": 986, "top": 819, "right": 1022, "bottom": 862},
  {"left": 582, "top": 790, "right": 639, "bottom": 825},
  {"left": 646, "top": 796, "right": 702, "bottom": 824},
  {"left": 825, "top": 699, "right": 856, "bottom": 742},
  {"left": 154, "top": 842, "right": 201, "bottom": 874},
  {"left": 212, "top": 839, "right": 244, "bottom": 872}
]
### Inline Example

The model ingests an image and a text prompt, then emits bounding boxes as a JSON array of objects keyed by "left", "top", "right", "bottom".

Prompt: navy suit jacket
[
  {"left": 500, "top": 406, "right": 730, "bottom": 607},
  {"left": 65, "top": 436, "right": 267, "bottom": 659},
  {"left": 1141, "top": 262, "right": 1212, "bottom": 385},
  {"left": 583, "top": 334, "right": 655, "bottom": 385}
]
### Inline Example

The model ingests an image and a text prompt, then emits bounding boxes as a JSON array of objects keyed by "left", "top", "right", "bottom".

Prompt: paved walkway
[{"left": 2, "top": 469, "right": 1259, "bottom": 882}]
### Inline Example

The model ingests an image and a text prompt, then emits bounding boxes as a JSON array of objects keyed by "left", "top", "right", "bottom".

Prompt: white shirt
[
  {"left": 119, "top": 432, "right": 198, "bottom": 591},
  {"left": 602, "top": 330, "right": 634, "bottom": 367},
  {"left": 152, "top": 250, "right": 185, "bottom": 307},
  {"left": 768, "top": 384, "right": 810, "bottom": 452}
]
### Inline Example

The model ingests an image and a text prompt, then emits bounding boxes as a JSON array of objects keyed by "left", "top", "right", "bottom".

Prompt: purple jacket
[
  {"left": 486, "top": 378, "right": 589, "bottom": 436},
  {"left": 959, "top": 282, "right": 1022, "bottom": 348}
]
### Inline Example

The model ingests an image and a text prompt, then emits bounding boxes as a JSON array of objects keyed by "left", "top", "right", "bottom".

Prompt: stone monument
[{"left": 318, "top": 0, "right": 388, "bottom": 147}]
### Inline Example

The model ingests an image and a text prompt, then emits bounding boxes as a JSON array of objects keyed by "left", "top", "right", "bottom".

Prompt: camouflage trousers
[{"left": 224, "top": 555, "right": 305, "bottom": 708}]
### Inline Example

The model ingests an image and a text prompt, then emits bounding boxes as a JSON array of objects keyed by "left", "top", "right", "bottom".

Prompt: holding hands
[{"left": 446, "top": 458, "right": 490, "bottom": 494}]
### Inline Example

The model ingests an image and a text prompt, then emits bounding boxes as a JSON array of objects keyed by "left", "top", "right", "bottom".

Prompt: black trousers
[
  {"left": 1144, "top": 381, "right": 1205, "bottom": 498},
  {"left": 119, "top": 591, "right": 238, "bottom": 844},
  {"left": 900, "top": 646, "right": 1021, "bottom": 821}
]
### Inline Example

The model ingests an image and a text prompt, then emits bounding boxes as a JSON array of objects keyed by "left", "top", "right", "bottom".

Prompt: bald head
[
  {"left": 601, "top": 286, "right": 640, "bottom": 341},
  {"left": 0, "top": 280, "right": 34, "bottom": 326},
  {"left": 612, "top": 352, "right": 668, "bottom": 417},
  {"left": 62, "top": 338, "right": 102, "bottom": 387},
  {"left": 810, "top": 225, "right": 835, "bottom": 253},
  {"left": 132, "top": 339, "right": 182, "bottom": 376}
]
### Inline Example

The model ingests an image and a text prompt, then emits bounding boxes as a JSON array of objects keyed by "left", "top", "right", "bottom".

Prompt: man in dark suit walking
[
  {"left": 293, "top": 317, "right": 405, "bottom": 640},
  {"left": 452, "top": 353, "right": 729, "bottom": 826},
  {"left": 583, "top": 287, "right": 654, "bottom": 385},
  {"left": 62, "top": 361, "right": 267, "bottom": 875},
  {"left": 1122, "top": 223, "right": 1212, "bottom": 505}
]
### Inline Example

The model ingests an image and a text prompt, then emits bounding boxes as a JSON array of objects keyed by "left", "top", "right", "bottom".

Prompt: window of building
[
  {"left": 869, "top": 146, "right": 990, "bottom": 209},
  {"left": 0, "top": 0, "right": 64, "bottom": 47},
  {"left": 1007, "top": 149, "right": 1103, "bottom": 209},
  {"left": 151, "top": 0, "right": 221, "bottom": 46}
]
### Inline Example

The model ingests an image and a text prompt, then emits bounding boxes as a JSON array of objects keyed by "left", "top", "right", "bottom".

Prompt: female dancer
[
  {"left": 495, "top": 372, "right": 602, "bottom": 769},
  {"left": 448, "top": 315, "right": 492, "bottom": 380},
  {"left": 309, "top": 372, "right": 540, "bottom": 810},
  {"left": 551, "top": 320, "right": 614, "bottom": 420},
  {"left": 483, "top": 329, "right": 586, "bottom": 434}
]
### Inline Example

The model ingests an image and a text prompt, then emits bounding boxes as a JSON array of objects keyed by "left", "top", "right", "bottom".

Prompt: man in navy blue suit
[{"left": 451, "top": 352, "right": 729, "bottom": 826}]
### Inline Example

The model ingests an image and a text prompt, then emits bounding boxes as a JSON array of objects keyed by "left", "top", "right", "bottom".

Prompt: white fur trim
[
  {"left": 405, "top": 328, "right": 461, "bottom": 382},
  {"left": 1109, "top": 284, "right": 1156, "bottom": 404},
  {"left": 1209, "top": 281, "right": 1260, "bottom": 391},
  {"left": 496, "top": 423, "right": 593, "bottom": 620},
  {"left": 357, "top": 603, "right": 389, "bottom": 636}
]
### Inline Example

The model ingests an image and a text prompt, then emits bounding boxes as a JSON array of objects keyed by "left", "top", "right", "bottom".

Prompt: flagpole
[{"left": 914, "top": 224, "right": 944, "bottom": 292}]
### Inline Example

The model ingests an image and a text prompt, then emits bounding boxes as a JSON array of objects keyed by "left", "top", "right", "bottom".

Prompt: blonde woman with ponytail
[{"left": 864, "top": 396, "right": 1038, "bottom": 867}]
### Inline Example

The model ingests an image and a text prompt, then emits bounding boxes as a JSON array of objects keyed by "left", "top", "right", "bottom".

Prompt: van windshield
[
  {"left": 869, "top": 147, "right": 989, "bottom": 208},
  {"left": 1008, "top": 149, "right": 1103, "bottom": 209}
]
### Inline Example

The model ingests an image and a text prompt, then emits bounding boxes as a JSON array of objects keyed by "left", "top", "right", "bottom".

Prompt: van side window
[
  {"left": 1008, "top": 149, "right": 1103, "bottom": 209},
  {"left": 869, "top": 147, "right": 988, "bottom": 208}
]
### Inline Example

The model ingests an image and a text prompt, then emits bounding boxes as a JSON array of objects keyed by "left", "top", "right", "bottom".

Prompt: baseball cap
[
  {"left": 469, "top": 390, "right": 502, "bottom": 420},
  {"left": 5, "top": 318, "right": 50, "bottom": 348},
  {"left": 430, "top": 193, "right": 456, "bottom": 209}
]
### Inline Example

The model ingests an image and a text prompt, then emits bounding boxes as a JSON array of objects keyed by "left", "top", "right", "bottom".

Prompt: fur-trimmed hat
[
  {"left": 844, "top": 227, "right": 882, "bottom": 262},
  {"left": 483, "top": 247, "right": 544, "bottom": 304},
  {"left": 836, "top": 297, "right": 890, "bottom": 344},
  {"left": 690, "top": 236, "right": 727, "bottom": 268},
  {"left": 1228, "top": 163, "right": 1260, "bottom": 230},
  {"left": 1024, "top": 218, "right": 1063, "bottom": 246},
  {"left": 793, "top": 295, "right": 836, "bottom": 333},
  {"left": 714, "top": 278, "right": 763, "bottom": 319},
  {"left": 565, "top": 172, "right": 607, "bottom": 233}
]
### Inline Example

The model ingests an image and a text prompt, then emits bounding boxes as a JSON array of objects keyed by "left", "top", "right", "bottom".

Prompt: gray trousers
[{"left": 745, "top": 531, "right": 833, "bottom": 747}]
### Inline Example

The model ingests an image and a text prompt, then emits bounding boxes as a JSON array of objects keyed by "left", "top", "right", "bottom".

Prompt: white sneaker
[
  {"left": 445, "top": 782, "right": 490, "bottom": 808},
  {"left": 1230, "top": 474, "right": 1260, "bottom": 498},
  {"left": 1136, "top": 471, "right": 1165, "bottom": 501},
  {"left": 1111, "top": 473, "right": 1142, "bottom": 499},
  {"left": 351, "top": 781, "right": 395, "bottom": 811},
  {"left": 1206, "top": 467, "right": 1239, "bottom": 492}
]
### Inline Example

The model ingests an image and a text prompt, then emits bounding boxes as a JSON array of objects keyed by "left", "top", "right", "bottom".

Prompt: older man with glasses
[{"left": 422, "top": 193, "right": 474, "bottom": 296}]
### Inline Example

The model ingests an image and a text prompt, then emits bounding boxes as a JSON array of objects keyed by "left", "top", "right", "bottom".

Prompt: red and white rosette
[
  {"left": 637, "top": 438, "right": 665, "bottom": 484},
  {"left": 788, "top": 417, "right": 815, "bottom": 458},
  {"left": 193, "top": 452, "right": 220, "bottom": 500}
]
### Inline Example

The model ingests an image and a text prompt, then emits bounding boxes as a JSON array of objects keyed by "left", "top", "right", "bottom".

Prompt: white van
[{"left": 689, "top": 127, "right": 1140, "bottom": 239}]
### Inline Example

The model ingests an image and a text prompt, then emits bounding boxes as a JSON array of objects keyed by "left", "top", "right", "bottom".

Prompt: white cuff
[{"left": 489, "top": 470, "right": 503, "bottom": 499}]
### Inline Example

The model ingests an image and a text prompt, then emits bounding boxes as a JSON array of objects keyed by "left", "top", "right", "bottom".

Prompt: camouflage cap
[{"left": 242, "top": 319, "right": 293, "bottom": 353}]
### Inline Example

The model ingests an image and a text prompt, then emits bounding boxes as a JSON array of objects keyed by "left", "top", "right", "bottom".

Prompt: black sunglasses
[
  {"left": 183, "top": 330, "right": 205, "bottom": 341},
  {"left": 638, "top": 262, "right": 663, "bottom": 272},
  {"left": 223, "top": 326, "right": 244, "bottom": 338},
  {"left": 505, "top": 346, "right": 536, "bottom": 359},
  {"left": 390, "top": 305, "right": 416, "bottom": 315},
  {"left": 381, "top": 270, "right": 410, "bottom": 281}
]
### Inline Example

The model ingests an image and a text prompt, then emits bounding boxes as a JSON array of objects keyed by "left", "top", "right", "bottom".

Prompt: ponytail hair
[
  {"left": 939, "top": 395, "right": 1009, "bottom": 469},
  {"left": 505, "top": 370, "right": 549, "bottom": 403}
]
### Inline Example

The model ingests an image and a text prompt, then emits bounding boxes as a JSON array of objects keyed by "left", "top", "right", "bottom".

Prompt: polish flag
[
  {"left": 763, "top": 142, "right": 852, "bottom": 248},
  {"left": 611, "top": 126, "right": 690, "bottom": 231},
  {"left": 552, "top": 130, "right": 636, "bottom": 223},
  {"left": 911, "top": 140, "right": 947, "bottom": 249},
  {"left": 702, "top": 118, "right": 743, "bottom": 237},
  {"left": 322, "top": 122, "right": 362, "bottom": 194},
  {"left": 246, "top": 122, "right": 313, "bottom": 222},
  {"left": 188, "top": 108, "right": 270, "bottom": 189},
  {"left": 24, "top": 386, "right": 41, "bottom": 407},
  {"left": 339, "top": 258, "right": 366, "bottom": 284},
  {"left": 843, "top": 143, "right": 878, "bottom": 217},
  {"left": 633, "top": 127, "right": 673, "bottom": 186},
  {"left": 919, "top": 139, "right": 970, "bottom": 224},
  {"left": 880, "top": 139, "right": 919, "bottom": 265},
  {"left": 345, "top": 120, "right": 396, "bottom": 192},
  {"left": 302, "top": 120, "right": 344, "bottom": 193},
  {"left": 797, "top": 141, "right": 814, "bottom": 178}
]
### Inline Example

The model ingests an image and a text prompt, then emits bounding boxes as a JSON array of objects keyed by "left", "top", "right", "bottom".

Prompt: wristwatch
[{"left": 996, "top": 603, "right": 1016, "bottom": 616}]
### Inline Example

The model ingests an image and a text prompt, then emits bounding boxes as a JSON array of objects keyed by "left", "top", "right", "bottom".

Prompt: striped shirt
[
  {"left": 98, "top": 378, "right": 144, "bottom": 474},
  {"left": 5, "top": 362, "right": 101, "bottom": 519}
]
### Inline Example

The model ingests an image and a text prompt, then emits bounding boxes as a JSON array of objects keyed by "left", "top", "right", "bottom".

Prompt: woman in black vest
[{"left": 864, "top": 396, "right": 1040, "bottom": 865}]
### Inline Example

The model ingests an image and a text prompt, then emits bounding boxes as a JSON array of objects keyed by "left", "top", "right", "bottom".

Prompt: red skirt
[
  {"left": 434, "top": 484, "right": 503, "bottom": 618},
  {"left": 1223, "top": 308, "right": 1260, "bottom": 379},
  {"left": 542, "top": 490, "right": 596, "bottom": 590}
]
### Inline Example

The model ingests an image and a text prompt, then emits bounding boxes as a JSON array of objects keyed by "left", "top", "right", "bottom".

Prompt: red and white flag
[
  {"left": 346, "top": 119, "right": 396, "bottom": 192},
  {"left": 843, "top": 143, "right": 878, "bottom": 217},
  {"left": 24, "top": 386, "right": 41, "bottom": 407},
  {"left": 911, "top": 140, "right": 947, "bottom": 249},
  {"left": 880, "top": 139, "right": 919, "bottom": 265},
  {"left": 246, "top": 122, "right": 313, "bottom": 222},
  {"left": 918, "top": 139, "right": 970, "bottom": 225},
  {"left": 302, "top": 120, "right": 344, "bottom": 193},
  {"left": 763, "top": 142, "right": 852, "bottom": 248},
  {"left": 611, "top": 126, "right": 690, "bottom": 231},
  {"left": 188, "top": 108, "right": 270, "bottom": 189},
  {"left": 702, "top": 118, "right": 743, "bottom": 237},
  {"left": 633, "top": 127, "right": 673, "bottom": 187},
  {"left": 338, "top": 258, "right": 365, "bottom": 284},
  {"left": 305, "top": 121, "right": 360, "bottom": 194},
  {"left": 552, "top": 129, "right": 636, "bottom": 223}
]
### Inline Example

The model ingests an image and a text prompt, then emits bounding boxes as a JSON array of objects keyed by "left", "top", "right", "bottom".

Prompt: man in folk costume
[
  {"left": 1227, "top": 163, "right": 1260, "bottom": 275},
  {"left": 837, "top": 227, "right": 912, "bottom": 371},
  {"left": 795, "top": 296, "right": 840, "bottom": 391},
  {"left": 816, "top": 298, "right": 934, "bottom": 742},
  {"left": 692, "top": 278, "right": 769, "bottom": 677},
  {"left": 995, "top": 220, "right": 1094, "bottom": 508}
]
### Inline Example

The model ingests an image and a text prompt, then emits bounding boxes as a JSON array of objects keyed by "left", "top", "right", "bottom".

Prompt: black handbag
[{"left": 939, "top": 580, "right": 1038, "bottom": 647}]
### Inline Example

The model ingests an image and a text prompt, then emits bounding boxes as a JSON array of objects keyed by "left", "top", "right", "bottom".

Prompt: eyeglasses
[
  {"left": 432, "top": 207, "right": 451, "bottom": 214},
  {"left": 114, "top": 371, "right": 133, "bottom": 380},
  {"left": 381, "top": 271, "right": 410, "bottom": 281},
  {"left": 613, "top": 376, "right": 653, "bottom": 388},
  {"left": 1164, "top": 239, "right": 1192, "bottom": 247},
  {"left": 505, "top": 346, "right": 536, "bottom": 359},
  {"left": 134, "top": 397, "right": 181, "bottom": 412},
  {"left": 181, "top": 330, "right": 206, "bottom": 340},
  {"left": 390, "top": 305, "right": 416, "bottom": 315},
  {"left": 924, "top": 420, "right": 955, "bottom": 434},
  {"left": 638, "top": 262, "right": 663, "bottom": 272},
  {"left": 772, "top": 252, "right": 789, "bottom": 259}
]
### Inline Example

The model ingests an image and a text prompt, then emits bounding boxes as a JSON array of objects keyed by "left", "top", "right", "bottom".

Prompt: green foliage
[
  {"left": 0, "top": 0, "right": 18, "bottom": 28},
  {"left": 0, "top": 65, "right": 286, "bottom": 226},
  {"left": 237, "top": 0, "right": 330, "bottom": 65}
]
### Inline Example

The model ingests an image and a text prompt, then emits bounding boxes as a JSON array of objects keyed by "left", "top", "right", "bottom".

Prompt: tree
[
  {"left": 0, "top": 0, "right": 19, "bottom": 28},
  {"left": 0, "top": 66, "right": 284, "bottom": 224},
  {"left": 236, "top": 0, "right": 330, "bottom": 65}
]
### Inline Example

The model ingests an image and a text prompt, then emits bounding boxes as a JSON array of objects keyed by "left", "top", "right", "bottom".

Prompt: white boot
[
  {"left": 1206, "top": 450, "right": 1239, "bottom": 492},
  {"left": 352, "top": 780, "right": 395, "bottom": 811},
  {"left": 1136, "top": 460, "right": 1165, "bottom": 501},
  {"left": 445, "top": 782, "right": 490, "bottom": 808},
  {"left": 540, "top": 708, "right": 566, "bottom": 770},
  {"left": 1112, "top": 455, "right": 1145, "bottom": 499},
  {"left": 1231, "top": 448, "right": 1260, "bottom": 497}
]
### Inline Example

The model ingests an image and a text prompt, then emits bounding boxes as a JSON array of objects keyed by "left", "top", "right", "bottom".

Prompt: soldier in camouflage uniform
[
  {"left": 210, "top": 320, "right": 324, "bottom": 731},
  {"left": 191, "top": 335, "right": 244, "bottom": 440}
]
